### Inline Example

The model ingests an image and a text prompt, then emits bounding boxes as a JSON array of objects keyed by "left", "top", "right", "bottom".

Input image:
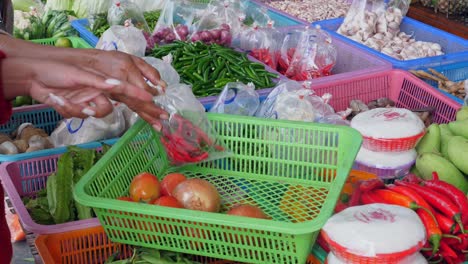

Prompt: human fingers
[
  {"left": 132, "top": 56, "right": 167, "bottom": 90},
  {"left": 45, "top": 93, "right": 89, "bottom": 119},
  {"left": 76, "top": 94, "right": 114, "bottom": 118}
]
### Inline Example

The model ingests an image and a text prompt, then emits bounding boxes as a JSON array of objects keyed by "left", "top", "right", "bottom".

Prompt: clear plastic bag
[
  {"left": 209, "top": 82, "right": 260, "bottom": 116},
  {"left": 238, "top": 25, "right": 281, "bottom": 70},
  {"left": 150, "top": 0, "right": 193, "bottom": 45},
  {"left": 108, "top": 0, "right": 151, "bottom": 32},
  {"left": 96, "top": 21, "right": 147, "bottom": 57},
  {"left": 153, "top": 83, "right": 230, "bottom": 165},
  {"left": 190, "top": 1, "right": 242, "bottom": 45},
  {"left": 142, "top": 56, "right": 180, "bottom": 85},
  {"left": 50, "top": 105, "right": 126, "bottom": 147},
  {"left": 283, "top": 26, "right": 337, "bottom": 81}
]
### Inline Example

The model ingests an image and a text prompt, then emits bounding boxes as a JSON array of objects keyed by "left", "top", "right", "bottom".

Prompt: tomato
[
  {"left": 117, "top": 196, "right": 134, "bottom": 202},
  {"left": 227, "top": 204, "right": 268, "bottom": 219},
  {"left": 151, "top": 196, "right": 184, "bottom": 208},
  {"left": 129, "top": 172, "right": 161, "bottom": 202},
  {"left": 160, "top": 173, "right": 187, "bottom": 197}
]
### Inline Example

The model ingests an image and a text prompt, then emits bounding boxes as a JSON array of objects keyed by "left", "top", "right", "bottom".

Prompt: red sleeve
[{"left": 0, "top": 50, "right": 12, "bottom": 125}]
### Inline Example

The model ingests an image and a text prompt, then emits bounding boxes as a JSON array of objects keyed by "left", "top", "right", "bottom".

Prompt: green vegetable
[
  {"left": 105, "top": 248, "right": 202, "bottom": 264},
  {"left": 12, "top": 0, "right": 42, "bottom": 12},
  {"left": 91, "top": 10, "right": 161, "bottom": 38},
  {"left": 44, "top": 0, "right": 74, "bottom": 11},
  {"left": 150, "top": 41, "right": 278, "bottom": 97},
  {"left": 71, "top": 0, "right": 88, "bottom": 18},
  {"left": 47, "top": 152, "right": 73, "bottom": 224}
]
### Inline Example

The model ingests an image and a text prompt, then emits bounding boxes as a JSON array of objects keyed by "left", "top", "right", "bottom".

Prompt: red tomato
[
  {"left": 227, "top": 204, "right": 268, "bottom": 219},
  {"left": 117, "top": 196, "right": 134, "bottom": 202},
  {"left": 129, "top": 172, "right": 161, "bottom": 202},
  {"left": 151, "top": 196, "right": 184, "bottom": 208},
  {"left": 160, "top": 173, "right": 187, "bottom": 197}
]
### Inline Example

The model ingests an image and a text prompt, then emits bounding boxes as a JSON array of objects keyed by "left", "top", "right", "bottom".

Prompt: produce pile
[
  {"left": 150, "top": 41, "right": 278, "bottom": 97},
  {"left": 261, "top": 0, "right": 351, "bottom": 23},
  {"left": 411, "top": 69, "right": 466, "bottom": 101},
  {"left": 13, "top": 9, "right": 76, "bottom": 40},
  {"left": 0, "top": 124, "right": 52, "bottom": 154},
  {"left": 90, "top": 10, "right": 161, "bottom": 38},
  {"left": 24, "top": 146, "right": 110, "bottom": 224},
  {"left": 332, "top": 174, "right": 468, "bottom": 263}
]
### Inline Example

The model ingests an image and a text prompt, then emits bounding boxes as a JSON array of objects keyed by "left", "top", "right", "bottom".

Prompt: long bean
[{"left": 150, "top": 41, "right": 278, "bottom": 97}]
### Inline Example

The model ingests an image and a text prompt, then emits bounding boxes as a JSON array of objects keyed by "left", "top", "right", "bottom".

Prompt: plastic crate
[
  {"left": 413, "top": 61, "right": 467, "bottom": 105},
  {"left": 313, "top": 17, "right": 468, "bottom": 70},
  {"left": 35, "top": 225, "right": 328, "bottom": 264},
  {"left": 74, "top": 113, "right": 361, "bottom": 264},
  {"left": 0, "top": 150, "right": 102, "bottom": 235},
  {"left": 0, "top": 105, "right": 118, "bottom": 163},
  {"left": 71, "top": 19, "right": 99, "bottom": 47},
  {"left": 30, "top": 36, "right": 93, "bottom": 49},
  {"left": 259, "top": 69, "right": 462, "bottom": 124}
]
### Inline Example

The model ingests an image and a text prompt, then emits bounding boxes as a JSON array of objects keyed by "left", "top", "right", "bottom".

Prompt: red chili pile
[
  {"left": 250, "top": 47, "right": 334, "bottom": 81},
  {"left": 332, "top": 172, "right": 468, "bottom": 263}
]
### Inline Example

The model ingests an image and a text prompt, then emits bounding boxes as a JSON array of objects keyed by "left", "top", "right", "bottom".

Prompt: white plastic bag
[
  {"left": 153, "top": 83, "right": 231, "bottom": 165},
  {"left": 209, "top": 82, "right": 260, "bottom": 116},
  {"left": 142, "top": 56, "right": 180, "bottom": 85},
  {"left": 96, "top": 21, "right": 147, "bottom": 57},
  {"left": 50, "top": 105, "right": 126, "bottom": 147}
]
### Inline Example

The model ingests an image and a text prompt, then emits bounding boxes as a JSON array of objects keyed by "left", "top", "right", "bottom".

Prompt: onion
[
  {"left": 220, "top": 23, "right": 230, "bottom": 31},
  {"left": 191, "top": 33, "right": 201, "bottom": 42},
  {"left": 227, "top": 204, "right": 268, "bottom": 219},
  {"left": 173, "top": 178, "right": 221, "bottom": 213},
  {"left": 176, "top": 24, "right": 189, "bottom": 37},
  {"left": 200, "top": 31, "right": 211, "bottom": 42},
  {"left": 210, "top": 29, "right": 221, "bottom": 40},
  {"left": 219, "top": 30, "right": 232, "bottom": 45},
  {"left": 165, "top": 32, "right": 176, "bottom": 42}
]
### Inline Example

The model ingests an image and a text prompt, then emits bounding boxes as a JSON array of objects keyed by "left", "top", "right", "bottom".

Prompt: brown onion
[
  {"left": 172, "top": 178, "right": 221, "bottom": 213},
  {"left": 227, "top": 204, "right": 268, "bottom": 219}
]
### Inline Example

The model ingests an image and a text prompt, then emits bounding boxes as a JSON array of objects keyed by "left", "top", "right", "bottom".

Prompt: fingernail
[
  {"left": 153, "top": 123, "right": 162, "bottom": 132},
  {"left": 82, "top": 108, "right": 96, "bottom": 116},
  {"left": 160, "top": 113, "right": 169, "bottom": 119},
  {"left": 49, "top": 93, "right": 65, "bottom": 106},
  {"left": 105, "top": 78, "right": 122, "bottom": 86}
]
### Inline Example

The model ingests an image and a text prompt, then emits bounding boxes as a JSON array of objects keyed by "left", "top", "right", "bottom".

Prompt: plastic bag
[
  {"left": 283, "top": 26, "right": 337, "bottom": 81},
  {"left": 150, "top": 0, "right": 193, "bottom": 45},
  {"left": 108, "top": 0, "right": 150, "bottom": 32},
  {"left": 209, "top": 82, "right": 260, "bottom": 116},
  {"left": 87, "top": 0, "right": 112, "bottom": 33},
  {"left": 50, "top": 105, "right": 126, "bottom": 147},
  {"left": 241, "top": 1, "right": 272, "bottom": 28},
  {"left": 238, "top": 25, "right": 281, "bottom": 70},
  {"left": 153, "top": 83, "right": 230, "bottom": 165},
  {"left": 190, "top": 1, "right": 242, "bottom": 45},
  {"left": 142, "top": 56, "right": 180, "bottom": 85},
  {"left": 96, "top": 21, "right": 147, "bottom": 57}
]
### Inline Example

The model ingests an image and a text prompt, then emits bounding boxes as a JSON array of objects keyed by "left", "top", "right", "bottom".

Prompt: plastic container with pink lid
[{"left": 350, "top": 108, "right": 426, "bottom": 152}]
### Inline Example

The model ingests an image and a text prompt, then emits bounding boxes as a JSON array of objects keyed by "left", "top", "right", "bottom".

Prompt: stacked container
[{"left": 350, "top": 107, "right": 426, "bottom": 181}]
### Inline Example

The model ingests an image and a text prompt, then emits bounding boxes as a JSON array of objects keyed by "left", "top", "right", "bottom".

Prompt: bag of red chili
[
  {"left": 238, "top": 24, "right": 281, "bottom": 70},
  {"left": 279, "top": 26, "right": 337, "bottom": 81},
  {"left": 153, "top": 83, "right": 231, "bottom": 165}
]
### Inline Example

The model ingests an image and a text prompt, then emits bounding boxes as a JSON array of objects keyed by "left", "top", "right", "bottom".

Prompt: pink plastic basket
[{"left": 0, "top": 152, "right": 100, "bottom": 235}]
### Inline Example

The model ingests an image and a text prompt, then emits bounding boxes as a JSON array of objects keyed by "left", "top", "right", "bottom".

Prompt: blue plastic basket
[
  {"left": 71, "top": 19, "right": 99, "bottom": 47},
  {"left": 413, "top": 61, "right": 467, "bottom": 105},
  {"left": 0, "top": 105, "right": 118, "bottom": 163},
  {"left": 313, "top": 17, "right": 468, "bottom": 70}
]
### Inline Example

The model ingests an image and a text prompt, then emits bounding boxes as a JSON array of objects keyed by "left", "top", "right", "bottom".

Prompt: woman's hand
[{"left": 1, "top": 57, "right": 168, "bottom": 131}]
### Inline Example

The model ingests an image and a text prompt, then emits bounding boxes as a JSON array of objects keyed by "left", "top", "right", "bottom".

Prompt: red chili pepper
[
  {"left": 387, "top": 184, "right": 441, "bottom": 253},
  {"left": 458, "top": 233, "right": 468, "bottom": 251},
  {"left": 401, "top": 173, "right": 423, "bottom": 184},
  {"left": 360, "top": 191, "right": 385, "bottom": 204},
  {"left": 440, "top": 241, "right": 458, "bottom": 259},
  {"left": 395, "top": 180, "right": 464, "bottom": 232},
  {"left": 423, "top": 174, "right": 468, "bottom": 226},
  {"left": 359, "top": 178, "right": 385, "bottom": 193},
  {"left": 348, "top": 181, "right": 363, "bottom": 207},
  {"left": 371, "top": 189, "right": 429, "bottom": 211},
  {"left": 334, "top": 200, "right": 348, "bottom": 213},
  {"left": 435, "top": 212, "right": 459, "bottom": 234},
  {"left": 441, "top": 235, "right": 462, "bottom": 246}
]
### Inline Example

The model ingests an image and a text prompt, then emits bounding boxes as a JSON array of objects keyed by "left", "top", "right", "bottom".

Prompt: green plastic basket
[
  {"left": 30, "top": 36, "right": 93, "bottom": 49},
  {"left": 74, "top": 114, "right": 362, "bottom": 264}
]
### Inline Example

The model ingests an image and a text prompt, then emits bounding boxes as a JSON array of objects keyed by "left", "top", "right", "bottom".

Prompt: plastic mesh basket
[
  {"left": 0, "top": 149, "right": 103, "bottom": 235},
  {"left": 313, "top": 17, "right": 468, "bottom": 70},
  {"left": 30, "top": 37, "right": 93, "bottom": 49},
  {"left": 74, "top": 113, "right": 362, "bottom": 264}
]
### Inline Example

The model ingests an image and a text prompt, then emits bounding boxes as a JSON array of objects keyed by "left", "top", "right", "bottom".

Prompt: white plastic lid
[
  {"left": 351, "top": 108, "right": 425, "bottom": 139},
  {"left": 322, "top": 204, "right": 426, "bottom": 256},
  {"left": 326, "top": 252, "right": 428, "bottom": 264},
  {"left": 355, "top": 147, "right": 417, "bottom": 168}
]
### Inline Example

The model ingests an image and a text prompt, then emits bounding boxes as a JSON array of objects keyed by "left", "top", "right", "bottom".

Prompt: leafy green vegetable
[
  {"left": 91, "top": 10, "right": 161, "bottom": 38},
  {"left": 47, "top": 151, "right": 74, "bottom": 224},
  {"left": 44, "top": 0, "right": 74, "bottom": 11}
]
